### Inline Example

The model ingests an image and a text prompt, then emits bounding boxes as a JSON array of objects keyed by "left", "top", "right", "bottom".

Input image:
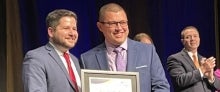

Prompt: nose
[
  {"left": 67, "top": 29, "right": 77, "bottom": 36},
  {"left": 192, "top": 36, "right": 197, "bottom": 40}
]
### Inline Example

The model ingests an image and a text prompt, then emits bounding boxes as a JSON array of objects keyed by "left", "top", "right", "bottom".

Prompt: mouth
[
  {"left": 190, "top": 43, "right": 198, "bottom": 47},
  {"left": 114, "top": 32, "right": 123, "bottom": 38},
  {"left": 66, "top": 37, "right": 75, "bottom": 42},
  {"left": 190, "top": 42, "right": 196, "bottom": 45}
]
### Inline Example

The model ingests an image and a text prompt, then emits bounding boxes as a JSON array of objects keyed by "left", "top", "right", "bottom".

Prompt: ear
[
  {"left": 97, "top": 22, "right": 103, "bottom": 32},
  {"left": 48, "top": 27, "right": 54, "bottom": 38},
  {"left": 181, "top": 38, "right": 183, "bottom": 43},
  {"left": 181, "top": 38, "right": 185, "bottom": 45}
]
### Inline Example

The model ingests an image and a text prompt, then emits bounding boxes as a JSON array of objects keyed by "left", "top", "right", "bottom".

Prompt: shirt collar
[
  {"left": 49, "top": 42, "right": 69, "bottom": 56},
  {"left": 186, "top": 50, "right": 198, "bottom": 57},
  {"left": 105, "top": 38, "right": 128, "bottom": 53}
]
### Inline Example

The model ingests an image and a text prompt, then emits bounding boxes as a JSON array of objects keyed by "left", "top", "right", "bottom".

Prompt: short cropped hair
[
  {"left": 99, "top": 3, "right": 126, "bottom": 21},
  {"left": 46, "top": 9, "right": 77, "bottom": 29}
]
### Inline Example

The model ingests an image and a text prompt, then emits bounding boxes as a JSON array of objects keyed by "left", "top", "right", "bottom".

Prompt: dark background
[{"left": 1, "top": 0, "right": 219, "bottom": 92}]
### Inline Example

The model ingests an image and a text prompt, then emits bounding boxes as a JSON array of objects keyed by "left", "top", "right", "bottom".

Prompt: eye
[
  {"left": 72, "top": 27, "right": 77, "bottom": 31},
  {"left": 63, "top": 26, "right": 70, "bottom": 30},
  {"left": 119, "top": 21, "right": 128, "bottom": 26},
  {"left": 99, "top": 21, "right": 128, "bottom": 27},
  {"left": 108, "top": 22, "right": 117, "bottom": 25},
  {"left": 184, "top": 36, "right": 190, "bottom": 39}
]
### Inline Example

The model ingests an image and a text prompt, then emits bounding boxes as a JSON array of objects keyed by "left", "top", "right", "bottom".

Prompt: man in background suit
[
  {"left": 167, "top": 26, "right": 220, "bottom": 92},
  {"left": 80, "top": 3, "right": 170, "bottom": 92},
  {"left": 22, "top": 9, "right": 81, "bottom": 92}
]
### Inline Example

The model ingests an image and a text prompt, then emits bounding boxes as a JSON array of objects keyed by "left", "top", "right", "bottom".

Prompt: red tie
[{"left": 63, "top": 52, "right": 78, "bottom": 92}]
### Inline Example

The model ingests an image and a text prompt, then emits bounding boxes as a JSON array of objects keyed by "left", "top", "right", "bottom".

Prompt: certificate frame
[{"left": 81, "top": 69, "right": 140, "bottom": 92}]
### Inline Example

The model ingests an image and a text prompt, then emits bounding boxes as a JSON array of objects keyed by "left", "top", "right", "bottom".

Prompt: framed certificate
[{"left": 81, "top": 69, "right": 140, "bottom": 92}]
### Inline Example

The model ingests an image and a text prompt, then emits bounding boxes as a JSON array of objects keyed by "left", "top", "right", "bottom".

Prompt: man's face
[
  {"left": 181, "top": 28, "right": 200, "bottom": 51},
  {"left": 97, "top": 11, "right": 129, "bottom": 46},
  {"left": 48, "top": 16, "right": 78, "bottom": 50}
]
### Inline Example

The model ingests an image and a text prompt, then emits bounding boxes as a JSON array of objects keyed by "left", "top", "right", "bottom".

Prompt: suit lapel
[
  {"left": 198, "top": 54, "right": 203, "bottom": 66},
  {"left": 126, "top": 39, "right": 137, "bottom": 71},
  {"left": 69, "top": 54, "right": 81, "bottom": 77},
  {"left": 95, "top": 44, "right": 109, "bottom": 70},
  {"left": 45, "top": 43, "right": 75, "bottom": 89},
  {"left": 181, "top": 50, "right": 197, "bottom": 69}
]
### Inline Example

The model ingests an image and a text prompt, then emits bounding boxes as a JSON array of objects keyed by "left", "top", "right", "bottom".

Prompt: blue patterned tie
[{"left": 114, "top": 47, "right": 125, "bottom": 71}]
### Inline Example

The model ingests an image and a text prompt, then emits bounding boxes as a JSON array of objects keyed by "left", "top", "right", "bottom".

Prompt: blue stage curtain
[{"left": 19, "top": 0, "right": 216, "bottom": 91}]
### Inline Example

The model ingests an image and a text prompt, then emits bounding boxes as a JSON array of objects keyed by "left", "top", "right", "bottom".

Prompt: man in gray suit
[
  {"left": 167, "top": 26, "right": 220, "bottom": 92},
  {"left": 80, "top": 3, "right": 170, "bottom": 92},
  {"left": 22, "top": 9, "right": 81, "bottom": 92}
]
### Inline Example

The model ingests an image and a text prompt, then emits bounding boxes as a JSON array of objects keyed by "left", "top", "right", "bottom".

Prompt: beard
[{"left": 51, "top": 37, "right": 76, "bottom": 50}]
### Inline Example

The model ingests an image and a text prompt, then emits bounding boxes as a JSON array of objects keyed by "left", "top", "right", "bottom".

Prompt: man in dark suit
[
  {"left": 167, "top": 26, "right": 220, "bottom": 92},
  {"left": 22, "top": 9, "right": 81, "bottom": 92},
  {"left": 80, "top": 3, "right": 170, "bottom": 92}
]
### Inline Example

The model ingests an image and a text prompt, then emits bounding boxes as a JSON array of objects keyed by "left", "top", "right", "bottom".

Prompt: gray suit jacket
[
  {"left": 80, "top": 38, "right": 170, "bottom": 92},
  {"left": 167, "top": 49, "right": 220, "bottom": 92},
  {"left": 22, "top": 43, "right": 81, "bottom": 92}
]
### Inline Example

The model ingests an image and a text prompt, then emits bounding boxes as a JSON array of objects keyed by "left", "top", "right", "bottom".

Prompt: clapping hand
[{"left": 200, "top": 56, "right": 216, "bottom": 81}]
